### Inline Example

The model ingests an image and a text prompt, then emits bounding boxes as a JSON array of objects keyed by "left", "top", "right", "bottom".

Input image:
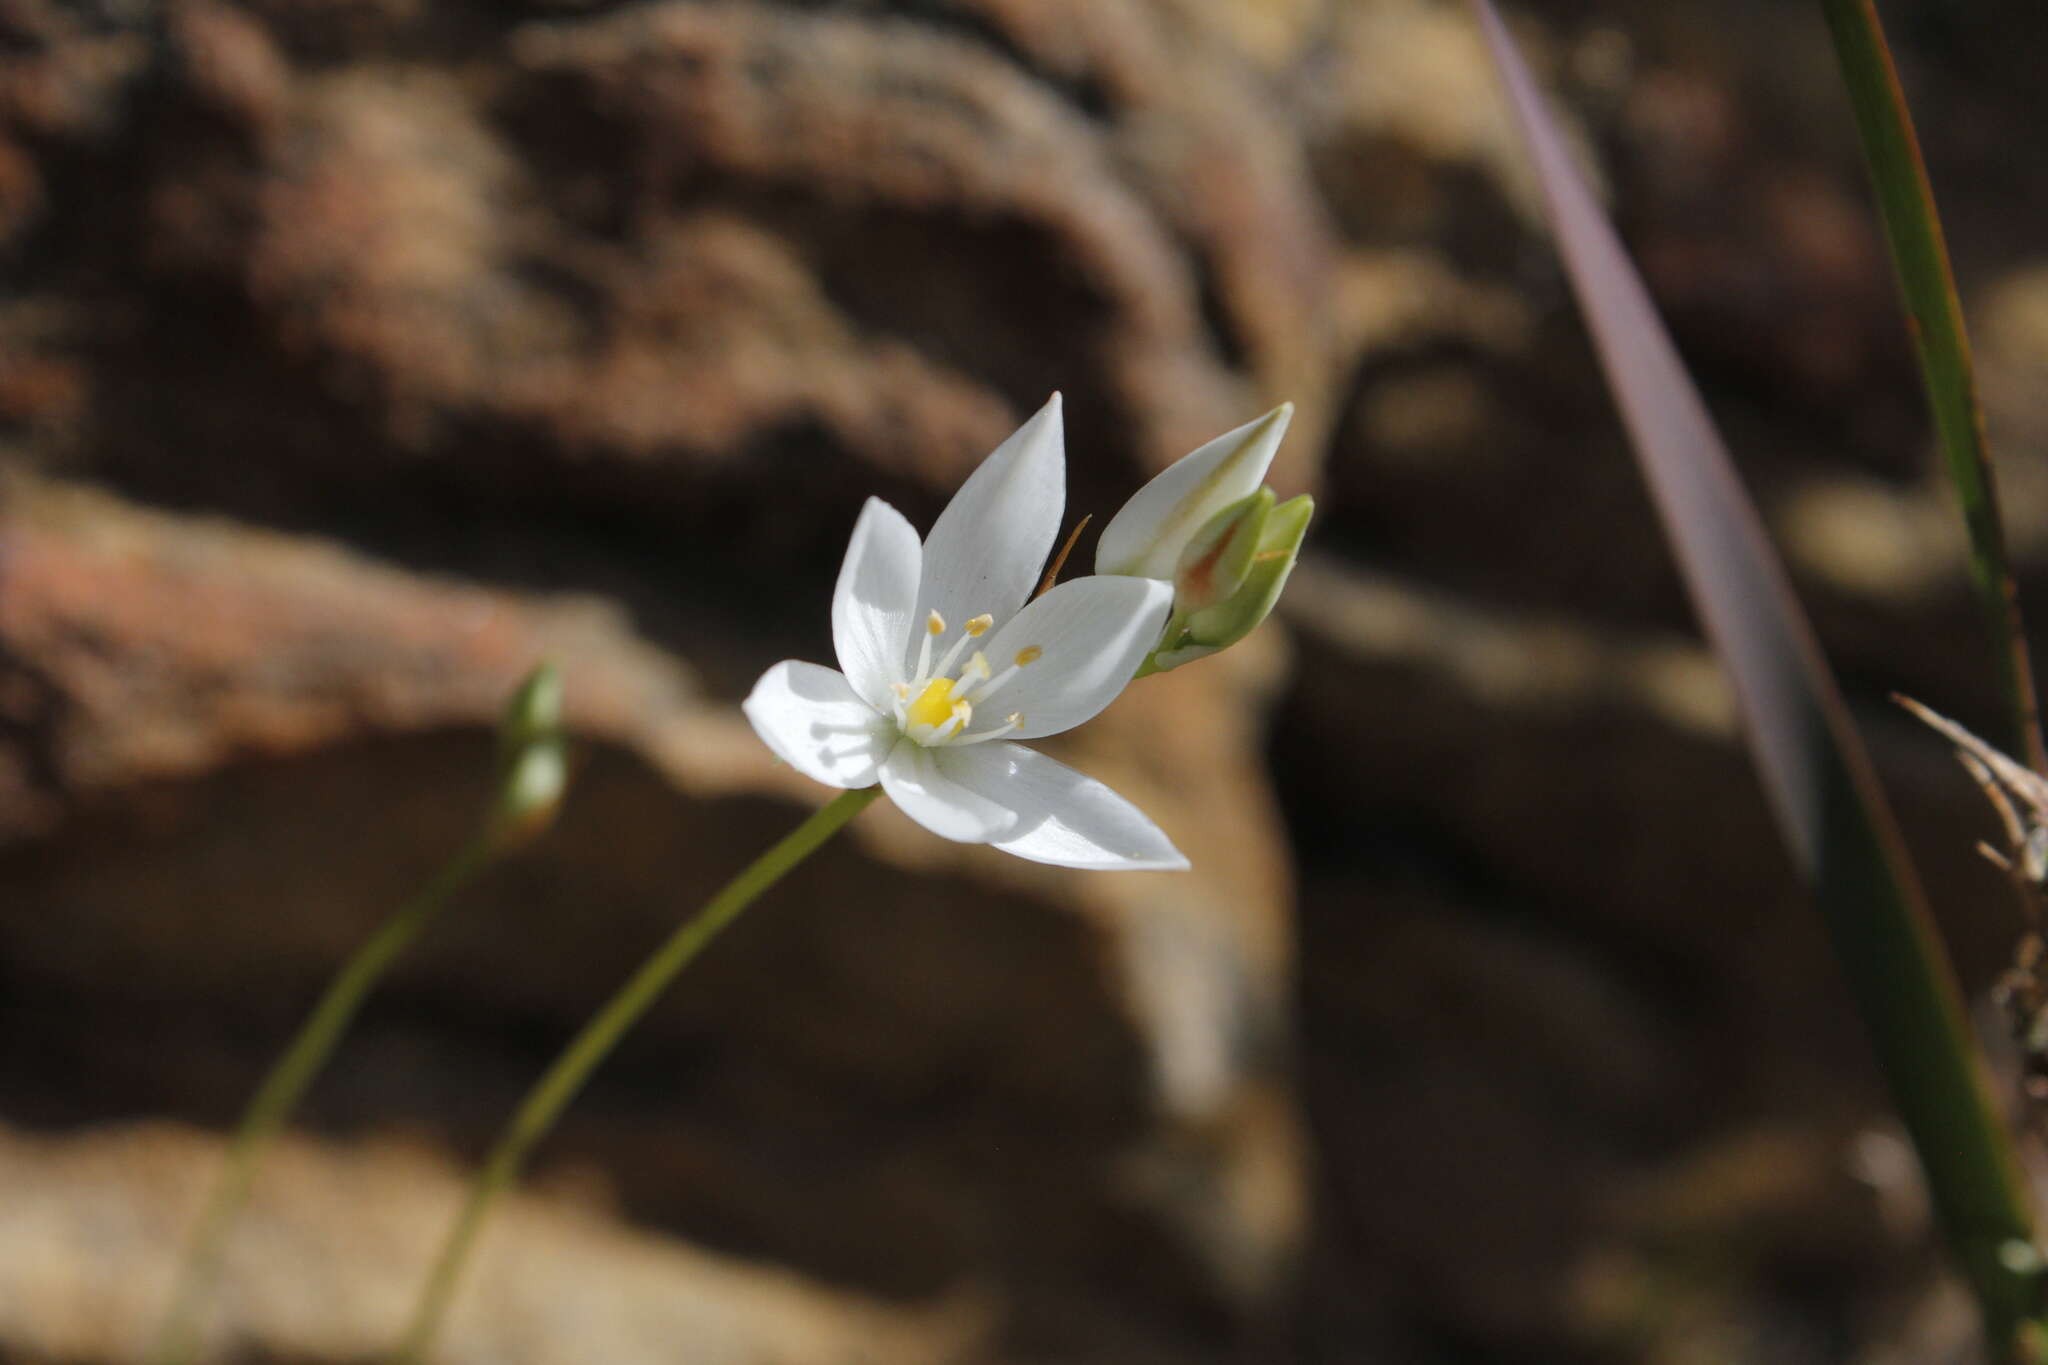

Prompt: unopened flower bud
[
  {"left": 1096, "top": 404, "right": 1293, "bottom": 581},
  {"left": 1171, "top": 487, "right": 1271, "bottom": 613},
  {"left": 1142, "top": 492, "right": 1312, "bottom": 674},
  {"left": 489, "top": 662, "right": 567, "bottom": 849}
]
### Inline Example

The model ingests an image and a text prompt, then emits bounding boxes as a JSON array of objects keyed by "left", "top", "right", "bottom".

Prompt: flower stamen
[
  {"left": 957, "top": 650, "right": 992, "bottom": 687},
  {"left": 961, "top": 711, "right": 1024, "bottom": 743},
  {"left": 931, "top": 614, "right": 994, "bottom": 681},
  {"left": 913, "top": 610, "right": 946, "bottom": 681},
  {"left": 898, "top": 612, "right": 1032, "bottom": 746},
  {"left": 966, "top": 645, "right": 1042, "bottom": 705}
]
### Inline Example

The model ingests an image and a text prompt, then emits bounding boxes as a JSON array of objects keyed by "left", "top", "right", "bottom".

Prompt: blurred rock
[{"left": 0, "top": 1119, "right": 981, "bottom": 1364}]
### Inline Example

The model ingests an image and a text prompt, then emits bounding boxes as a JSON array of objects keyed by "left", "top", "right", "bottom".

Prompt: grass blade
[
  {"left": 1820, "top": 0, "right": 2044, "bottom": 774},
  {"left": 1472, "top": 2, "right": 2045, "bottom": 1348}
]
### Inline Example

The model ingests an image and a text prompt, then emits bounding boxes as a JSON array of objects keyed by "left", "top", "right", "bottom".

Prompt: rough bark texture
[{"left": 5, "top": 0, "right": 2048, "bottom": 1361}]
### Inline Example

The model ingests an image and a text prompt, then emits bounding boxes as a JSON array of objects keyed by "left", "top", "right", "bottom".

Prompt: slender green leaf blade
[
  {"left": 1820, "top": 0, "right": 2043, "bottom": 775},
  {"left": 1473, "top": 1, "right": 2043, "bottom": 1344}
]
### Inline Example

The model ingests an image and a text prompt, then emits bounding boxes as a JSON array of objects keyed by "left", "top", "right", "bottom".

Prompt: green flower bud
[
  {"left": 489, "top": 662, "right": 567, "bottom": 849},
  {"left": 1141, "top": 492, "right": 1312, "bottom": 675}
]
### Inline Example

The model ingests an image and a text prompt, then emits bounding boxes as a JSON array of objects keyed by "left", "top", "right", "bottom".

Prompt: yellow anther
[
  {"left": 1014, "top": 646, "right": 1043, "bottom": 666},
  {"left": 964, "top": 614, "right": 994, "bottom": 637},
  {"left": 926, "top": 610, "right": 946, "bottom": 636},
  {"left": 1006, "top": 712, "right": 1022, "bottom": 725},
  {"left": 906, "top": 677, "right": 958, "bottom": 729},
  {"left": 961, "top": 650, "right": 991, "bottom": 683}
]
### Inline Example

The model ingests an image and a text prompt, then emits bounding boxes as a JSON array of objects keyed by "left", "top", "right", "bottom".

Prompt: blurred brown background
[{"left": 6, "top": 0, "right": 2048, "bottom": 1360}]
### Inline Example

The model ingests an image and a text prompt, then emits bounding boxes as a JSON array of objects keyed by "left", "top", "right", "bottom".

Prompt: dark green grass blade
[
  {"left": 1473, "top": 2, "right": 2044, "bottom": 1347},
  {"left": 1821, "top": 0, "right": 2044, "bottom": 775}
]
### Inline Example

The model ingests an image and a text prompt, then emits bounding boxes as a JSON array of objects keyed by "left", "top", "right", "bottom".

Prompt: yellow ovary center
[{"left": 906, "top": 677, "right": 967, "bottom": 730}]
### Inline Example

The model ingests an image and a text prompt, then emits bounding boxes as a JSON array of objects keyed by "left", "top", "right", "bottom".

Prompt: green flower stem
[
  {"left": 392, "top": 784, "right": 883, "bottom": 1363},
  {"left": 151, "top": 832, "right": 501, "bottom": 1365}
]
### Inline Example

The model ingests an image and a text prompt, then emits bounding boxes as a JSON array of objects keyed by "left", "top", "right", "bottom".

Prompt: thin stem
[
  {"left": 151, "top": 833, "right": 500, "bottom": 1365},
  {"left": 391, "top": 785, "right": 882, "bottom": 1363},
  {"left": 1819, "top": 0, "right": 2046, "bottom": 776}
]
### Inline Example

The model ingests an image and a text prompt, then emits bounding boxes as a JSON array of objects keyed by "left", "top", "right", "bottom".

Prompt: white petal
[
  {"left": 974, "top": 574, "right": 1173, "bottom": 739},
  {"left": 879, "top": 738, "right": 1018, "bottom": 843},
  {"left": 1095, "top": 404, "right": 1292, "bottom": 580},
  {"left": 742, "top": 662, "right": 891, "bottom": 789},
  {"left": 912, "top": 393, "right": 1065, "bottom": 667},
  {"left": 832, "top": 498, "right": 923, "bottom": 706},
  {"left": 939, "top": 742, "right": 1188, "bottom": 870}
]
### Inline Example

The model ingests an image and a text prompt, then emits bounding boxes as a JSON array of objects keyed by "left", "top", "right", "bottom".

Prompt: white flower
[{"left": 743, "top": 395, "right": 1188, "bottom": 871}]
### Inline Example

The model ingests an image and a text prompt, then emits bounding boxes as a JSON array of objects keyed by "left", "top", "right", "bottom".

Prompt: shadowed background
[{"left": 5, "top": 0, "right": 2048, "bottom": 1360}]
